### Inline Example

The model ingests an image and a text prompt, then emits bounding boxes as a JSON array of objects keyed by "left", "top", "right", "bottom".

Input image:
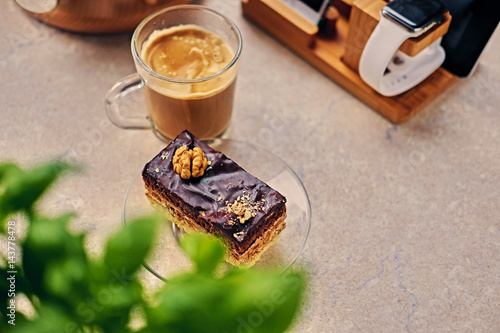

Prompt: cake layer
[
  {"left": 142, "top": 130, "right": 287, "bottom": 265},
  {"left": 144, "top": 186, "right": 286, "bottom": 266}
]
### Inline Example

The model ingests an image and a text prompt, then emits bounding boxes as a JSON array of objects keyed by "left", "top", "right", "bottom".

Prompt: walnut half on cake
[{"left": 142, "top": 130, "right": 287, "bottom": 267}]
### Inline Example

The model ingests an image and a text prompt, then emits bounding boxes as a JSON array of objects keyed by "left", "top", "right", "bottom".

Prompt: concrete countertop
[{"left": 1, "top": 0, "right": 499, "bottom": 331}]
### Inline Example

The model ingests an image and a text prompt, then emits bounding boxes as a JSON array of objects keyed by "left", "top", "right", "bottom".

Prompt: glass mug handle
[{"left": 105, "top": 73, "right": 152, "bottom": 129}]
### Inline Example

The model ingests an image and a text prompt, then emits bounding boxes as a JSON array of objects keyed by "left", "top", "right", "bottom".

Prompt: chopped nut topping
[
  {"left": 155, "top": 168, "right": 160, "bottom": 173},
  {"left": 172, "top": 145, "right": 208, "bottom": 180},
  {"left": 161, "top": 152, "right": 169, "bottom": 160},
  {"left": 233, "top": 231, "right": 245, "bottom": 242},
  {"left": 222, "top": 192, "right": 264, "bottom": 224}
]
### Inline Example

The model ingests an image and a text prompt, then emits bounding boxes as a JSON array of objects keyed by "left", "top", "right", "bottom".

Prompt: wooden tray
[{"left": 241, "top": 0, "right": 459, "bottom": 124}]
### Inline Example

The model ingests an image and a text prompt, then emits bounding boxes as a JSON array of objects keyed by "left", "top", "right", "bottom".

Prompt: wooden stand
[{"left": 241, "top": 0, "right": 459, "bottom": 124}]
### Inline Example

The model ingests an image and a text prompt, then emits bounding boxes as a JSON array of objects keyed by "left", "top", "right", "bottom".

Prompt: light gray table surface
[{"left": 1, "top": 0, "right": 499, "bottom": 331}]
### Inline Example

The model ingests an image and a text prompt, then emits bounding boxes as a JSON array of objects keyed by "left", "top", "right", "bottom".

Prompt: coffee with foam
[{"left": 139, "top": 25, "right": 237, "bottom": 139}]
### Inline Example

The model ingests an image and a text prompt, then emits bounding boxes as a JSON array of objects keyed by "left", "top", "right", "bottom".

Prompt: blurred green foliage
[{"left": 0, "top": 160, "right": 306, "bottom": 332}]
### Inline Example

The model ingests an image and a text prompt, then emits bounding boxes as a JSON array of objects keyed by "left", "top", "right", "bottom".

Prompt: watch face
[{"left": 383, "top": 0, "right": 447, "bottom": 31}]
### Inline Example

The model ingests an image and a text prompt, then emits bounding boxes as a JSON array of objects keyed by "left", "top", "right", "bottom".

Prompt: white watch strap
[{"left": 359, "top": 15, "right": 446, "bottom": 97}]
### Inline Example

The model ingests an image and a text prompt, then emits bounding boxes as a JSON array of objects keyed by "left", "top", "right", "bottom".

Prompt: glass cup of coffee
[{"left": 106, "top": 5, "right": 242, "bottom": 141}]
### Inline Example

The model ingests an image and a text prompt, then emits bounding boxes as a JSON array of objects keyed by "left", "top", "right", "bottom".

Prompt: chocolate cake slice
[{"left": 142, "top": 130, "right": 287, "bottom": 266}]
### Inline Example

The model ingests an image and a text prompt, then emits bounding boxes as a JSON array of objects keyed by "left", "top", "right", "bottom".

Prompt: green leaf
[
  {"left": 221, "top": 269, "right": 307, "bottom": 333},
  {"left": 44, "top": 258, "right": 88, "bottom": 297},
  {"left": 21, "top": 213, "right": 85, "bottom": 297},
  {"left": 0, "top": 162, "right": 21, "bottom": 183},
  {"left": 0, "top": 160, "right": 73, "bottom": 226},
  {"left": 145, "top": 261, "right": 306, "bottom": 333},
  {"left": 12, "top": 303, "right": 81, "bottom": 333},
  {"left": 104, "top": 214, "right": 160, "bottom": 276},
  {"left": 24, "top": 213, "right": 76, "bottom": 254},
  {"left": 84, "top": 278, "right": 144, "bottom": 333},
  {"left": 145, "top": 273, "right": 222, "bottom": 331},
  {"left": 82, "top": 261, "right": 145, "bottom": 328},
  {"left": 179, "top": 233, "right": 225, "bottom": 275}
]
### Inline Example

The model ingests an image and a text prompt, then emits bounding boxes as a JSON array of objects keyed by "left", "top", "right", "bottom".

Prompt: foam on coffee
[{"left": 141, "top": 24, "right": 235, "bottom": 97}]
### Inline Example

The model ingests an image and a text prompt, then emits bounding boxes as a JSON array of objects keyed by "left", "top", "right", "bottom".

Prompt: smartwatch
[{"left": 359, "top": 0, "right": 448, "bottom": 96}]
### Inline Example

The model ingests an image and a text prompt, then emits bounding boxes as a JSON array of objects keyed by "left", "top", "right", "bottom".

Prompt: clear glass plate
[{"left": 122, "top": 138, "right": 311, "bottom": 281}]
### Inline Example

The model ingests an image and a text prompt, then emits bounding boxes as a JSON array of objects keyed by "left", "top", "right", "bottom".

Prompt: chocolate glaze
[{"left": 142, "top": 130, "right": 286, "bottom": 247}]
